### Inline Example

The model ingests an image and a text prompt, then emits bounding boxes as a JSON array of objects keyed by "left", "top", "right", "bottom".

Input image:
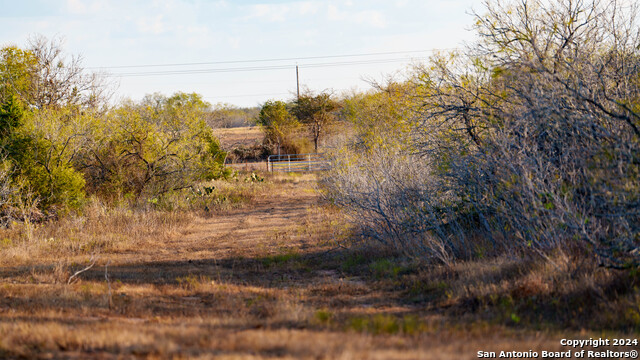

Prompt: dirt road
[{"left": 0, "top": 174, "right": 573, "bottom": 359}]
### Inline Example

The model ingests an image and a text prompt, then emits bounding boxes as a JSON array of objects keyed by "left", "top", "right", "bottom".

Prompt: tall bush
[
  {"left": 258, "top": 100, "right": 310, "bottom": 155},
  {"left": 80, "top": 93, "right": 229, "bottom": 200},
  {"left": 323, "top": 0, "right": 640, "bottom": 267}
]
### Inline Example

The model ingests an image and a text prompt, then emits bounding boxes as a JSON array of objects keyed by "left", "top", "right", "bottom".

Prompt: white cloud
[
  {"left": 66, "top": 0, "right": 86, "bottom": 14},
  {"left": 243, "top": 1, "right": 321, "bottom": 22},
  {"left": 355, "top": 10, "right": 387, "bottom": 28},
  {"left": 296, "top": 1, "right": 320, "bottom": 15},
  {"left": 212, "top": 0, "right": 228, "bottom": 8},
  {"left": 327, "top": 5, "right": 386, "bottom": 28},
  {"left": 137, "top": 15, "right": 165, "bottom": 34},
  {"left": 66, "top": 0, "right": 108, "bottom": 15},
  {"left": 244, "top": 4, "right": 291, "bottom": 22},
  {"left": 327, "top": 4, "right": 346, "bottom": 21}
]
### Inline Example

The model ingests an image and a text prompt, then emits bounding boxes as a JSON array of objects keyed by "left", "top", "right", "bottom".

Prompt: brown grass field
[
  {"left": 213, "top": 126, "right": 263, "bottom": 150},
  {"left": 0, "top": 172, "right": 638, "bottom": 359}
]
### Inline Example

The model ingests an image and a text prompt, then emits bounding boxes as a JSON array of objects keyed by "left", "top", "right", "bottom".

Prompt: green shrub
[
  {"left": 2, "top": 41, "right": 232, "bottom": 217},
  {"left": 3, "top": 108, "right": 88, "bottom": 214},
  {"left": 81, "top": 93, "right": 230, "bottom": 201}
]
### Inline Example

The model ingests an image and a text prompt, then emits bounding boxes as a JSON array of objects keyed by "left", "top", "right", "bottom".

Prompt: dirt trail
[
  {"left": 0, "top": 174, "right": 567, "bottom": 359},
  {"left": 178, "top": 181, "right": 319, "bottom": 259}
]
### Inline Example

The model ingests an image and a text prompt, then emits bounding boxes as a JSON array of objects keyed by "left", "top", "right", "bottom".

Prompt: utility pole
[{"left": 296, "top": 65, "right": 300, "bottom": 99}]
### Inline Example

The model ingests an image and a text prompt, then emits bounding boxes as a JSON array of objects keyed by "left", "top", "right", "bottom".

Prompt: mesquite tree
[
  {"left": 292, "top": 90, "right": 339, "bottom": 152},
  {"left": 258, "top": 100, "right": 300, "bottom": 155},
  {"left": 322, "top": 0, "right": 640, "bottom": 267}
]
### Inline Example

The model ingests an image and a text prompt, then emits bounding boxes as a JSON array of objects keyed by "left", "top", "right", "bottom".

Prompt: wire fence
[{"left": 267, "top": 153, "right": 331, "bottom": 172}]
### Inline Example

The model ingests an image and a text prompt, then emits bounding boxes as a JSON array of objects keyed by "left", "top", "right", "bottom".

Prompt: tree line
[{"left": 0, "top": 36, "right": 229, "bottom": 224}]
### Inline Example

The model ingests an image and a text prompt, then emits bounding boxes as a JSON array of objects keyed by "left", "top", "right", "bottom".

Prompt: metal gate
[{"left": 267, "top": 153, "right": 331, "bottom": 172}]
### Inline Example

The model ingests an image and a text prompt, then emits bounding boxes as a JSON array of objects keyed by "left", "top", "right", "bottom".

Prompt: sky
[{"left": 0, "top": 0, "right": 481, "bottom": 107}]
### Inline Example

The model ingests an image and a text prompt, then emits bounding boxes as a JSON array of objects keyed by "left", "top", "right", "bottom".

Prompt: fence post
[{"left": 288, "top": 155, "right": 291, "bottom": 172}]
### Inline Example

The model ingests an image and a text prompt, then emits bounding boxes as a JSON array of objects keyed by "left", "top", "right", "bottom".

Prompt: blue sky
[{"left": 0, "top": 0, "right": 481, "bottom": 107}]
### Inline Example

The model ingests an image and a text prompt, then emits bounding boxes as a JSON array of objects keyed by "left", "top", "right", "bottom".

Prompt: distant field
[{"left": 213, "top": 126, "right": 264, "bottom": 150}]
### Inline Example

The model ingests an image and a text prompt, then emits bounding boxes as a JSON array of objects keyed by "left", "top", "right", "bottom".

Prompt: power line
[
  {"left": 204, "top": 92, "right": 291, "bottom": 99},
  {"left": 108, "top": 56, "right": 429, "bottom": 77},
  {"left": 89, "top": 48, "right": 456, "bottom": 70}
]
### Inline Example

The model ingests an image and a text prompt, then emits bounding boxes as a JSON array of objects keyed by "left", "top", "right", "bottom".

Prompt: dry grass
[
  {"left": 0, "top": 202, "right": 193, "bottom": 267},
  {"left": 0, "top": 171, "right": 638, "bottom": 359},
  {"left": 213, "top": 126, "right": 264, "bottom": 150}
]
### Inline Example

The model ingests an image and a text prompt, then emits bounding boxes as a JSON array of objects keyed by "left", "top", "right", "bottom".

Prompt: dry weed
[{"left": 0, "top": 172, "right": 636, "bottom": 359}]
